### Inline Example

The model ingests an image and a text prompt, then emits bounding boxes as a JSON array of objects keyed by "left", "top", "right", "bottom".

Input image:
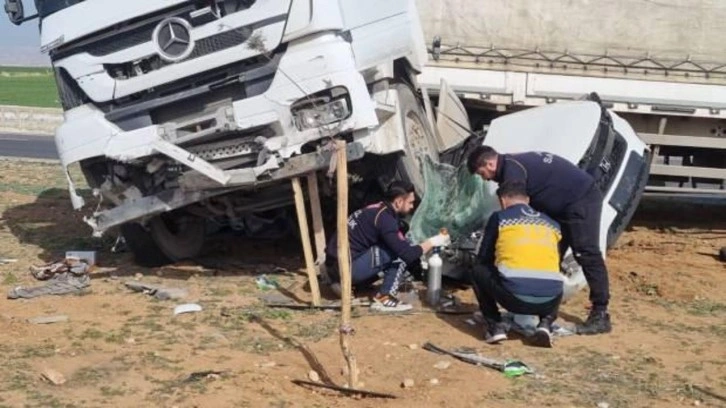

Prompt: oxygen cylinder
[{"left": 427, "top": 248, "right": 443, "bottom": 306}]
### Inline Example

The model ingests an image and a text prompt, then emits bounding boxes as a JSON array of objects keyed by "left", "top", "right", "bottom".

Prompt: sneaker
[
  {"left": 370, "top": 294, "right": 413, "bottom": 313},
  {"left": 484, "top": 319, "right": 508, "bottom": 344},
  {"left": 528, "top": 316, "right": 554, "bottom": 347},
  {"left": 576, "top": 310, "right": 612, "bottom": 335}
]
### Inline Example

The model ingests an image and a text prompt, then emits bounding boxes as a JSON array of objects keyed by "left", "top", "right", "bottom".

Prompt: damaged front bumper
[{"left": 85, "top": 142, "right": 365, "bottom": 235}]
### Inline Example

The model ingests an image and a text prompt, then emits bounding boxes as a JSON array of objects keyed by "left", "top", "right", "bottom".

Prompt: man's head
[
  {"left": 384, "top": 180, "right": 416, "bottom": 216},
  {"left": 496, "top": 180, "right": 529, "bottom": 209},
  {"left": 467, "top": 145, "right": 499, "bottom": 180}
]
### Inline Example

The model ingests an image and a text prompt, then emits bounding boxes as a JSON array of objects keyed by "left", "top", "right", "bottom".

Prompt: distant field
[{"left": 0, "top": 66, "right": 60, "bottom": 108}]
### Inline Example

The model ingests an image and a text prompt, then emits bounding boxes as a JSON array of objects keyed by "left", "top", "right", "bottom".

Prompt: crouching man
[
  {"left": 325, "top": 180, "right": 450, "bottom": 313},
  {"left": 471, "top": 180, "right": 563, "bottom": 347}
]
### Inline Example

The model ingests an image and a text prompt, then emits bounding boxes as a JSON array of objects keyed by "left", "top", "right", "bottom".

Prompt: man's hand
[{"left": 428, "top": 233, "right": 451, "bottom": 248}]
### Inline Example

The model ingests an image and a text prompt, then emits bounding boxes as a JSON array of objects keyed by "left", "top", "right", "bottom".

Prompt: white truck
[
  {"left": 4, "top": 0, "right": 651, "bottom": 271},
  {"left": 418, "top": 0, "right": 726, "bottom": 197}
]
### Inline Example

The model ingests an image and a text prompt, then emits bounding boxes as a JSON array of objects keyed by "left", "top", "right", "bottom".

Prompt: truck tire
[
  {"left": 121, "top": 212, "right": 205, "bottom": 267},
  {"left": 719, "top": 247, "right": 726, "bottom": 263},
  {"left": 393, "top": 83, "right": 439, "bottom": 194}
]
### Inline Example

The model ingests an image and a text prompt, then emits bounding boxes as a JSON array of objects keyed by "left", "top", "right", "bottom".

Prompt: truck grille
[
  {"left": 86, "top": 24, "right": 156, "bottom": 56},
  {"left": 189, "top": 28, "right": 253, "bottom": 59},
  {"left": 51, "top": 3, "right": 196, "bottom": 60},
  {"left": 594, "top": 132, "right": 627, "bottom": 195},
  {"left": 104, "top": 26, "right": 255, "bottom": 80}
]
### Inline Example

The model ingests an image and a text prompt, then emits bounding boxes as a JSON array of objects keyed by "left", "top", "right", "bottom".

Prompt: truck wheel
[
  {"left": 719, "top": 246, "right": 726, "bottom": 262},
  {"left": 394, "top": 83, "right": 439, "bottom": 194},
  {"left": 121, "top": 212, "right": 206, "bottom": 267}
]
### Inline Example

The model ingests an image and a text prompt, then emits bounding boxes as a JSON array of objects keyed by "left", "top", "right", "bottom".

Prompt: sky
[{"left": 0, "top": 1, "right": 50, "bottom": 66}]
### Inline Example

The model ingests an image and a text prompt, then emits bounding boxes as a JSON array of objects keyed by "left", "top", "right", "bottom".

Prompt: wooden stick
[
  {"left": 692, "top": 385, "right": 726, "bottom": 403},
  {"left": 292, "top": 177, "right": 321, "bottom": 306},
  {"left": 292, "top": 380, "right": 397, "bottom": 399},
  {"left": 335, "top": 140, "right": 359, "bottom": 388},
  {"left": 306, "top": 172, "right": 326, "bottom": 264}
]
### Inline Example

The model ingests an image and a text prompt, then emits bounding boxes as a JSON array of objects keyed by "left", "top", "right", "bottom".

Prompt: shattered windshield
[
  {"left": 34, "top": 0, "right": 85, "bottom": 18},
  {"left": 408, "top": 156, "right": 499, "bottom": 245}
]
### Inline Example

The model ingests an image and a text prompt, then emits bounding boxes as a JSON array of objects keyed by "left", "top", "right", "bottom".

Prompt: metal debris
[{"left": 125, "top": 281, "right": 188, "bottom": 300}]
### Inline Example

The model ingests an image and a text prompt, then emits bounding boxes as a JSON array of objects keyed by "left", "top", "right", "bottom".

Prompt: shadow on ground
[
  {"left": 1, "top": 188, "right": 311, "bottom": 282},
  {"left": 2, "top": 188, "right": 110, "bottom": 263}
]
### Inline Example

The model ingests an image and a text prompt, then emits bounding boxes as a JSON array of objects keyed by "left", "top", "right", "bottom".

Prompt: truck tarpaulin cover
[
  {"left": 417, "top": 0, "right": 725, "bottom": 61},
  {"left": 408, "top": 156, "right": 499, "bottom": 245}
]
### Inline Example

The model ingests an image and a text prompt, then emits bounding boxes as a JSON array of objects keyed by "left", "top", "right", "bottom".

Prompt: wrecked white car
[{"left": 410, "top": 96, "right": 650, "bottom": 300}]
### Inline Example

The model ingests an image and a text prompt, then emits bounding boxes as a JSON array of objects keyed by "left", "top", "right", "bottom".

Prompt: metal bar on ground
[
  {"left": 291, "top": 380, "right": 396, "bottom": 399},
  {"left": 292, "top": 177, "right": 321, "bottom": 306}
]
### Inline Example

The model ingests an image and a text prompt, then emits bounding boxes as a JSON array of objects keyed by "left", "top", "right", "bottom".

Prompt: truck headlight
[{"left": 291, "top": 87, "right": 352, "bottom": 131}]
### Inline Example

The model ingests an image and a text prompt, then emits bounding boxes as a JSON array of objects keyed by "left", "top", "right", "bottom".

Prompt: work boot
[
  {"left": 576, "top": 310, "right": 612, "bottom": 335},
  {"left": 530, "top": 317, "right": 554, "bottom": 348},
  {"left": 483, "top": 318, "right": 508, "bottom": 344}
]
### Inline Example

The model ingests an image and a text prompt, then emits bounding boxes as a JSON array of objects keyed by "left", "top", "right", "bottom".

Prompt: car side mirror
[{"left": 4, "top": 0, "right": 25, "bottom": 25}]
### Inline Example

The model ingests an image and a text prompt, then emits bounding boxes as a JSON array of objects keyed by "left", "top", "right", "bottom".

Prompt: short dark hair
[
  {"left": 384, "top": 180, "right": 415, "bottom": 202},
  {"left": 466, "top": 145, "right": 499, "bottom": 174},
  {"left": 496, "top": 180, "right": 528, "bottom": 199}
]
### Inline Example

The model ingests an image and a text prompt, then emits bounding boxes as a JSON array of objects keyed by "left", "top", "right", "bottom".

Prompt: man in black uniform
[
  {"left": 467, "top": 145, "right": 612, "bottom": 335},
  {"left": 325, "top": 180, "right": 450, "bottom": 313}
]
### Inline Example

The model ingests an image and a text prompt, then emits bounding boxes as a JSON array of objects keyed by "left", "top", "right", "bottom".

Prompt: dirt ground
[{"left": 0, "top": 159, "right": 724, "bottom": 408}]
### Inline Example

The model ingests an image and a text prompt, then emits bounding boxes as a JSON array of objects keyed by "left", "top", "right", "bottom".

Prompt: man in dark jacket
[
  {"left": 325, "top": 180, "right": 450, "bottom": 312},
  {"left": 472, "top": 180, "right": 563, "bottom": 347},
  {"left": 467, "top": 145, "right": 612, "bottom": 335}
]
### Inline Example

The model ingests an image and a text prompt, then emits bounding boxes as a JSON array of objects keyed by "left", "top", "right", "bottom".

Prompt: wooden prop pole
[
  {"left": 334, "top": 140, "right": 359, "bottom": 388},
  {"left": 292, "top": 177, "right": 321, "bottom": 306},
  {"left": 306, "top": 172, "right": 326, "bottom": 264}
]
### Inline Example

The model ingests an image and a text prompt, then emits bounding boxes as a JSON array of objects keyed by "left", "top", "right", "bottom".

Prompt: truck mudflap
[{"left": 85, "top": 141, "right": 365, "bottom": 235}]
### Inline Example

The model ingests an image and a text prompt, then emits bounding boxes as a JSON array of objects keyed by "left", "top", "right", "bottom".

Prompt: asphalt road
[{"left": 0, "top": 133, "right": 58, "bottom": 160}]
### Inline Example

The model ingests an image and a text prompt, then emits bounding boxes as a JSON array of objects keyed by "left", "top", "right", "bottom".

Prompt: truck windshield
[{"left": 34, "top": 0, "right": 85, "bottom": 18}]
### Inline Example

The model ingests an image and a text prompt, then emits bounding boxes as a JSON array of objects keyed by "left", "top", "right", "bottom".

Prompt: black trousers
[
  {"left": 470, "top": 265, "right": 562, "bottom": 322},
  {"left": 558, "top": 185, "right": 610, "bottom": 310}
]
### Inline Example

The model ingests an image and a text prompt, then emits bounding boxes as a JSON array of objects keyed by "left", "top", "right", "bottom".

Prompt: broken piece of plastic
[
  {"left": 255, "top": 275, "right": 279, "bottom": 291},
  {"left": 502, "top": 360, "right": 534, "bottom": 378},
  {"left": 174, "top": 303, "right": 202, "bottom": 315}
]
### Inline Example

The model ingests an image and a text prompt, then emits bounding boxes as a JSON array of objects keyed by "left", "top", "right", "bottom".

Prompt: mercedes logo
[{"left": 152, "top": 17, "right": 194, "bottom": 62}]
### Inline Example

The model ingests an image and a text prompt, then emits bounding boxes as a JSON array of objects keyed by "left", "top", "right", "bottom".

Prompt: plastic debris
[
  {"left": 65, "top": 251, "right": 97, "bottom": 266},
  {"left": 174, "top": 304, "right": 202, "bottom": 315},
  {"left": 255, "top": 275, "right": 279, "bottom": 291}
]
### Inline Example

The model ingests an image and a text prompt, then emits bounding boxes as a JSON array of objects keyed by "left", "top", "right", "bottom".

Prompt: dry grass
[{"left": 0, "top": 160, "right": 724, "bottom": 407}]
